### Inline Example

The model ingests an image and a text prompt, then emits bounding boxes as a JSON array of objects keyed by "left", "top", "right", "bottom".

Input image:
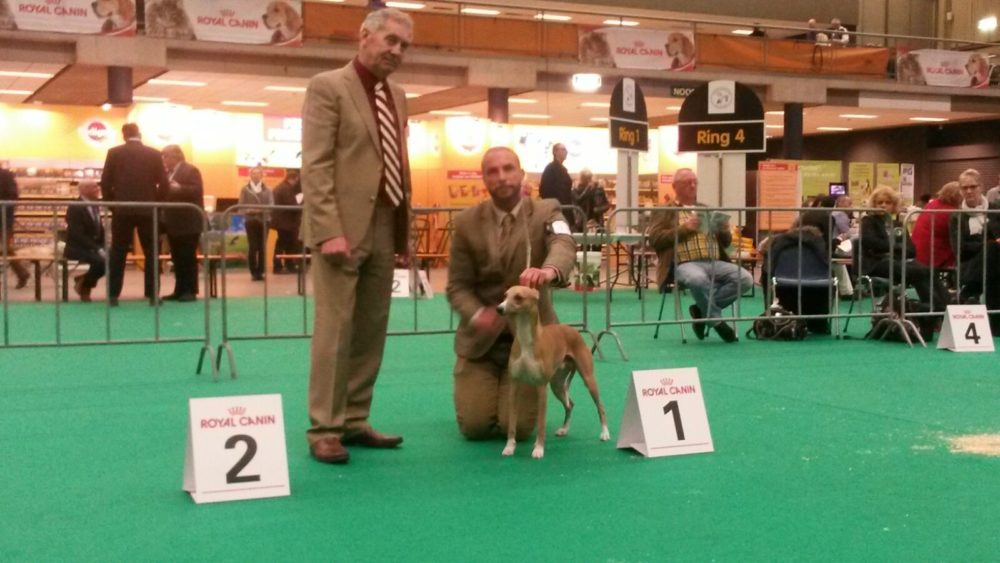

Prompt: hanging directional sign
[
  {"left": 677, "top": 80, "right": 766, "bottom": 153},
  {"left": 609, "top": 78, "right": 649, "bottom": 151}
]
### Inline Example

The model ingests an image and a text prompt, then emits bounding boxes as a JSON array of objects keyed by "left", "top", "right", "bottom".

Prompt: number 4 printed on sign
[{"left": 938, "top": 305, "right": 995, "bottom": 352}]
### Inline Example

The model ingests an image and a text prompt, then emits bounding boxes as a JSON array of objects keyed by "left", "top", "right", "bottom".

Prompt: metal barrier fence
[
  {"left": 1, "top": 200, "right": 215, "bottom": 376},
  {"left": 6, "top": 201, "right": 997, "bottom": 375},
  {"left": 592, "top": 205, "right": 1000, "bottom": 358},
  {"left": 213, "top": 203, "right": 600, "bottom": 377}
]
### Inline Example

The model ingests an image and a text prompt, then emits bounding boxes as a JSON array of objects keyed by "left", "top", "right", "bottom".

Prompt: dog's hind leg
[
  {"left": 573, "top": 345, "right": 610, "bottom": 441},
  {"left": 532, "top": 386, "right": 548, "bottom": 458},
  {"left": 502, "top": 383, "right": 518, "bottom": 456},
  {"left": 551, "top": 365, "right": 575, "bottom": 437}
]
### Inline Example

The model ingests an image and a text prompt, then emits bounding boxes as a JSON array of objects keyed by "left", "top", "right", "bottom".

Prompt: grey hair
[
  {"left": 361, "top": 8, "right": 413, "bottom": 34},
  {"left": 162, "top": 144, "right": 185, "bottom": 160}
]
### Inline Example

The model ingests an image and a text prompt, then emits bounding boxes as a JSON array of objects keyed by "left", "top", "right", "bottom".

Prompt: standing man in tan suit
[
  {"left": 447, "top": 147, "right": 577, "bottom": 440},
  {"left": 301, "top": 8, "right": 413, "bottom": 464}
]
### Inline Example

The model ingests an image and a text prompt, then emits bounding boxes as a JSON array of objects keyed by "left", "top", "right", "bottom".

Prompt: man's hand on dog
[
  {"left": 519, "top": 266, "right": 557, "bottom": 289},
  {"left": 471, "top": 306, "right": 503, "bottom": 333}
]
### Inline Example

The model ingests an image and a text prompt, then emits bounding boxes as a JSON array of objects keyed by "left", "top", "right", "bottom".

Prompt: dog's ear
[
  {"left": 527, "top": 287, "right": 540, "bottom": 300},
  {"left": 119, "top": 0, "right": 135, "bottom": 22},
  {"left": 284, "top": 3, "right": 303, "bottom": 33}
]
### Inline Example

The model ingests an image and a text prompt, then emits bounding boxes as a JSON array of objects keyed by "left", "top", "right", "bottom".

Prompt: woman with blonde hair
[
  {"left": 911, "top": 181, "right": 962, "bottom": 268},
  {"left": 860, "top": 185, "right": 949, "bottom": 311}
]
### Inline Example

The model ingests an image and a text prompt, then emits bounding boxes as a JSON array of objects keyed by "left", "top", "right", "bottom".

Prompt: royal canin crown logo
[
  {"left": 660, "top": 378, "right": 674, "bottom": 386},
  {"left": 228, "top": 406, "right": 246, "bottom": 416}
]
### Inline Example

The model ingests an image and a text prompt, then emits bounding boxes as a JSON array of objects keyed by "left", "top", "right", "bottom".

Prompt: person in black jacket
[
  {"left": 1, "top": 166, "right": 30, "bottom": 289},
  {"left": 64, "top": 181, "right": 106, "bottom": 302},
  {"left": 161, "top": 145, "right": 204, "bottom": 302},
  {"left": 271, "top": 169, "right": 303, "bottom": 274},
  {"left": 760, "top": 225, "right": 832, "bottom": 334},
  {"left": 860, "top": 186, "right": 948, "bottom": 311},
  {"left": 538, "top": 143, "right": 573, "bottom": 206},
  {"left": 100, "top": 123, "right": 169, "bottom": 305}
]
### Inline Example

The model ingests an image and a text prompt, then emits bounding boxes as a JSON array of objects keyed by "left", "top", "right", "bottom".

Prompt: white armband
[{"left": 551, "top": 220, "right": 571, "bottom": 235}]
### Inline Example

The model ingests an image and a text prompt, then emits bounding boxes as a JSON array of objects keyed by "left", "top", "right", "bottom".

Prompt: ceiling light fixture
[
  {"left": 0, "top": 89, "right": 32, "bottom": 95},
  {"left": 909, "top": 116, "right": 948, "bottom": 122},
  {"left": 839, "top": 113, "right": 878, "bottom": 119},
  {"left": 221, "top": 100, "right": 269, "bottom": 107},
  {"left": 817, "top": 126, "right": 852, "bottom": 132},
  {"left": 148, "top": 79, "right": 206, "bottom": 87},
  {"left": 405, "top": 92, "right": 421, "bottom": 99},
  {"left": 978, "top": 16, "right": 997, "bottom": 32},
  {"left": 765, "top": 110, "right": 784, "bottom": 116},
  {"left": 580, "top": 102, "right": 611, "bottom": 108},
  {"left": 133, "top": 96, "right": 169, "bottom": 102},
  {"left": 765, "top": 125, "right": 783, "bottom": 129},
  {"left": 602, "top": 19, "right": 639, "bottom": 27},
  {"left": 0, "top": 71, "right": 54, "bottom": 79},
  {"left": 589, "top": 117, "right": 609, "bottom": 122},
  {"left": 385, "top": 1, "right": 425, "bottom": 9},
  {"left": 511, "top": 113, "right": 551, "bottom": 119},
  {"left": 462, "top": 7, "right": 501, "bottom": 16},
  {"left": 534, "top": 13, "right": 572, "bottom": 21},
  {"left": 508, "top": 98, "right": 537, "bottom": 104},
  {"left": 731, "top": 29, "right": 754, "bottom": 35},
  {"left": 571, "top": 73, "right": 602, "bottom": 93},
  {"left": 264, "top": 86, "right": 306, "bottom": 93},
  {"left": 429, "top": 110, "right": 471, "bottom": 116},
  {"left": 666, "top": 105, "right": 682, "bottom": 110}
]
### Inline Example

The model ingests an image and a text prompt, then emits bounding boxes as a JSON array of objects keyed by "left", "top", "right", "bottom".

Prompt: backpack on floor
[{"left": 747, "top": 303, "right": 808, "bottom": 341}]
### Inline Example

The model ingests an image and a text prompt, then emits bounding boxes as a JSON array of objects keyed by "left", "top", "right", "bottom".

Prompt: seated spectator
[
  {"left": 64, "top": 181, "right": 106, "bottom": 302},
  {"left": 911, "top": 181, "right": 962, "bottom": 269},
  {"left": 950, "top": 169, "right": 1000, "bottom": 303},
  {"left": 806, "top": 18, "right": 818, "bottom": 41},
  {"left": 986, "top": 173, "right": 1000, "bottom": 205},
  {"left": 648, "top": 168, "right": 753, "bottom": 343},
  {"left": 861, "top": 186, "right": 949, "bottom": 311}
]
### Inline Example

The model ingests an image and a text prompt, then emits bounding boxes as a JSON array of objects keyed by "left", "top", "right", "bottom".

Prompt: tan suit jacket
[
  {"left": 447, "top": 198, "right": 577, "bottom": 359},
  {"left": 300, "top": 62, "right": 410, "bottom": 253}
]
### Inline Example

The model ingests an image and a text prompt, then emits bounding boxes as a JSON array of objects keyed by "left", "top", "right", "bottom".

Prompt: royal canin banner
[
  {"left": 896, "top": 49, "right": 991, "bottom": 89},
  {"left": 579, "top": 27, "right": 696, "bottom": 71},
  {"left": 144, "top": 0, "right": 302, "bottom": 46},
  {"left": 1, "top": 0, "right": 137, "bottom": 35}
]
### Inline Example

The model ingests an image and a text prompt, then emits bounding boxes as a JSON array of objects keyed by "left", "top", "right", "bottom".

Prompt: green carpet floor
[{"left": 1, "top": 290, "right": 999, "bottom": 561}]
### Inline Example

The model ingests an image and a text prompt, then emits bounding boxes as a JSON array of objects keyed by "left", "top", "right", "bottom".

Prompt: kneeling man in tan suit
[{"left": 447, "top": 147, "right": 577, "bottom": 440}]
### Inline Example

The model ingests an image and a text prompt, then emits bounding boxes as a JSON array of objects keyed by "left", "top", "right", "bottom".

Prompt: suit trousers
[
  {"left": 168, "top": 233, "right": 200, "bottom": 297},
  {"left": 452, "top": 336, "right": 539, "bottom": 441},
  {"left": 108, "top": 213, "right": 157, "bottom": 299},
  {"left": 246, "top": 220, "right": 265, "bottom": 278},
  {"left": 273, "top": 228, "right": 302, "bottom": 272},
  {"left": 307, "top": 204, "right": 396, "bottom": 445},
  {"left": 64, "top": 246, "right": 106, "bottom": 288}
]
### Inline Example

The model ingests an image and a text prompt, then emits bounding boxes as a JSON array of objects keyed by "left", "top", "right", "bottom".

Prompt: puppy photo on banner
[
  {"left": 5, "top": 0, "right": 137, "bottom": 35},
  {"left": 578, "top": 26, "right": 696, "bottom": 71},
  {"left": 147, "top": 0, "right": 303, "bottom": 46}
]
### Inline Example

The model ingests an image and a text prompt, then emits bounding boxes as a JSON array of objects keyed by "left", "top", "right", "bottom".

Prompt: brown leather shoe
[
  {"left": 310, "top": 437, "right": 350, "bottom": 464},
  {"left": 14, "top": 271, "right": 29, "bottom": 290},
  {"left": 343, "top": 429, "right": 403, "bottom": 448}
]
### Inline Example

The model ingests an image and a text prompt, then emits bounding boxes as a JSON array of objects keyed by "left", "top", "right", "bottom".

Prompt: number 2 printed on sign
[{"left": 225, "top": 434, "right": 261, "bottom": 484}]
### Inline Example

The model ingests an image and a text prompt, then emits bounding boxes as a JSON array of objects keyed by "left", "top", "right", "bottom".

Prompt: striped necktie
[{"left": 374, "top": 81, "right": 404, "bottom": 207}]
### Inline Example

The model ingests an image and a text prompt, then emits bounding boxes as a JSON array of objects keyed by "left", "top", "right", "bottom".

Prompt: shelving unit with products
[{"left": 8, "top": 167, "right": 99, "bottom": 250}]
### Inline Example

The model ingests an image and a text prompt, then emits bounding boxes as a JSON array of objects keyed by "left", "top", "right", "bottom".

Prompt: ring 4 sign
[{"left": 678, "top": 80, "right": 766, "bottom": 153}]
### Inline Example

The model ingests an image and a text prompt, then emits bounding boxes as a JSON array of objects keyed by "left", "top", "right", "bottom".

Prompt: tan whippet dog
[{"left": 496, "top": 285, "right": 610, "bottom": 458}]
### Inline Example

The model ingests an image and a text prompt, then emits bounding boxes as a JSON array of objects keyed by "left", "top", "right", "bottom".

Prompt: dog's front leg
[
  {"left": 502, "top": 382, "right": 517, "bottom": 456},
  {"left": 532, "top": 387, "right": 547, "bottom": 459}
]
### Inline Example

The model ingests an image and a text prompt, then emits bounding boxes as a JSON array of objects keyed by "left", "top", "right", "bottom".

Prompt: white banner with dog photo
[
  {"left": 895, "top": 49, "right": 990, "bottom": 89},
  {"left": 579, "top": 27, "right": 696, "bottom": 71},
  {"left": 1, "top": 0, "right": 137, "bottom": 35},
  {"left": 144, "top": 0, "right": 302, "bottom": 46}
]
